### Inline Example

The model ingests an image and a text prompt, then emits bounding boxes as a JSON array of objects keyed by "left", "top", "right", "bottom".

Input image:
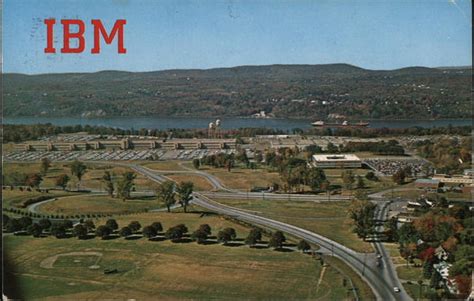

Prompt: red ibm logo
[{"left": 44, "top": 19, "right": 126, "bottom": 54}]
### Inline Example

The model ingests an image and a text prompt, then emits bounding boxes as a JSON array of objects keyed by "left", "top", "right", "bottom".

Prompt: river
[{"left": 3, "top": 116, "right": 471, "bottom": 131}]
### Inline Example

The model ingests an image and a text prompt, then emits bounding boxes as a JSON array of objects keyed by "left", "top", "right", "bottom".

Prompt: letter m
[{"left": 91, "top": 19, "right": 126, "bottom": 54}]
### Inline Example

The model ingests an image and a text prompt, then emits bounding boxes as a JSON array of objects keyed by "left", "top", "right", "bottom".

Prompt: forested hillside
[{"left": 4, "top": 64, "right": 471, "bottom": 119}]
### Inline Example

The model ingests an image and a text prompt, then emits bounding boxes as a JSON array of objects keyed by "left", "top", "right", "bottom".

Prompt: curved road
[{"left": 130, "top": 163, "right": 410, "bottom": 301}]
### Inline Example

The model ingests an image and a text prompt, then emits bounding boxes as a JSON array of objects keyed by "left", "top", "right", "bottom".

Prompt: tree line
[{"left": 3, "top": 215, "right": 312, "bottom": 253}]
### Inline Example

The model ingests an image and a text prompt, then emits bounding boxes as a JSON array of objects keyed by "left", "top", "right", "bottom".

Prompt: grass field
[
  {"left": 165, "top": 174, "right": 215, "bottom": 191},
  {"left": 3, "top": 208, "right": 372, "bottom": 300},
  {"left": 213, "top": 199, "right": 373, "bottom": 253},
  {"left": 141, "top": 160, "right": 185, "bottom": 171},
  {"left": 3, "top": 163, "right": 154, "bottom": 192},
  {"left": 396, "top": 266, "right": 423, "bottom": 281},
  {"left": 36, "top": 194, "right": 158, "bottom": 215},
  {"left": 2, "top": 189, "right": 80, "bottom": 209},
  {"left": 199, "top": 166, "right": 282, "bottom": 191}
]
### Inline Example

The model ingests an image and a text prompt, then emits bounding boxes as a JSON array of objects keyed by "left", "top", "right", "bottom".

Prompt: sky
[{"left": 3, "top": 0, "right": 472, "bottom": 74}]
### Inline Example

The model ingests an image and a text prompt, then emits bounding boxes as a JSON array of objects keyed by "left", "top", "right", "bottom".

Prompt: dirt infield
[{"left": 40, "top": 251, "right": 103, "bottom": 269}]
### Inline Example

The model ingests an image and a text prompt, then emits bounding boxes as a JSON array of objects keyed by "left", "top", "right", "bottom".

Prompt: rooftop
[{"left": 312, "top": 154, "right": 361, "bottom": 162}]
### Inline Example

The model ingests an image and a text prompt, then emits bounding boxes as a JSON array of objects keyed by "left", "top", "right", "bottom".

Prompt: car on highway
[{"left": 393, "top": 287, "right": 400, "bottom": 293}]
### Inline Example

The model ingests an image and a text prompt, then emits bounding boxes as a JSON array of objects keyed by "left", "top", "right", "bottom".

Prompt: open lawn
[
  {"left": 141, "top": 160, "right": 186, "bottom": 171},
  {"left": 165, "top": 174, "right": 215, "bottom": 191},
  {"left": 396, "top": 266, "right": 423, "bottom": 281},
  {"left": 3, "top": 209, "right": 369, "bottom": 300},
  {"left": 213, "top": 199, "right": 373, "bottom": 253},
  {"left": 200, "top": 166, "right": 282, "bottom": 191},
  {"left": 36, "top": 194, "right": 158, "bottom": 215},
  {"left": 3, "top": 163, "right": 154, "bottom": 192},
  {"left": 2, "top": 189, "right": 79, "bottom": 209}
]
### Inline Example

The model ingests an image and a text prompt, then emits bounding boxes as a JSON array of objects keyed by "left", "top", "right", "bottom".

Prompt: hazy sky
[{"left": 3, "top": 0, "right": 472, "bottom": 74}]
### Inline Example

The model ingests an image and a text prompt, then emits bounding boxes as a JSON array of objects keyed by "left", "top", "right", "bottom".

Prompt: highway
[
  {"left": 372, "top": 200, "right": 411, "bottom": 300},
  {"left": 130, "top": 163, "right": 411, "bottom": 300}
]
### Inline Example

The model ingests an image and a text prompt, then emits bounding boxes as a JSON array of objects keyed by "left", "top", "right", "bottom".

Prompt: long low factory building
[
  {"left": 312, "top": 154, "right": 362, "bottom": 168},
  {"left": 13, "top": 138, "right": 237, "bottom": 151}
]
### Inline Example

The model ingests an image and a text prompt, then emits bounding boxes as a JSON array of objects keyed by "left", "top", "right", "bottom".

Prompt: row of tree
[{"left": 3, "top": 215, "right": 312, "bottom": 252}]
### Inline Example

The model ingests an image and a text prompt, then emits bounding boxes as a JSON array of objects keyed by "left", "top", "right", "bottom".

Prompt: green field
[
  {"left": 141, "top": 160, "right": 186, "bottom": 171},
  {"left": 36, "top": 194, "right": 158, "bottom": 215},
  {"left": 2, "top": 189, "right": 79, "bottom": 209},
  {"left": 213, "top": 199, "right": 373, "bottom": 253},
  {"left": 165, "top": 173, "right": 215, "bottom": 191},
  {"left": 3, "top": 209, "right": 373, "bottom": 300},
  {"left": 199, "top": 166, "right": 282, "bottom": 191},
  {"left": 3, "top": 162, "right": 154, "bottom": 191}
]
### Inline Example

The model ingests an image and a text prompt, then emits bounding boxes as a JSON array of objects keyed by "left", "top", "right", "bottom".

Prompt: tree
[
  {"left": 198, "top": 224, "right": 212, "bottom": 235},
  {"left": 154, "top": 181, "right": 176, "bottom": 212},
  {"left": 356, "top": 175, "right": 365, "bottom": 189},
  {"left": 269, "top": 231, "right": 286, "bottom": 249},
  {"left": 365, "top": 171, "right": 378, "bottom": 181},
  {"left": 151, "top": 222, "right": 163, "bottom": 233},
  {"left": 348, "top": 200, "right": 376, "bottom": 241},
  {"left": 217, "top": 230, "right": 232, "bottom": 245},
  {"left": 223, "top": 227, "right": 236, "bottom": 240},
  {"left": 18, "top": 216, "right": 33, "bottom": 230},
  {"left": 176, "top": 181, "right": 194, "bottom": 213},
  {"left": 95, "top": 225, "right": 112, "bottom": 239},
  {"left": 245, "top": 228, "right": 262, "bottom": 247},
  {"left": 297, "top": 240, "right": 311, "bottom": 253},
  {"left": 40, "top": 158, "right": 51, "bottom": 175},
  {"left": 73, "top": 224, "right": 88, "bottom": 239},
  {"left": 306, "top": 167, "right": 327, "bottom": 191},
  {"left": 128, "top": 221, "right": 141, "bottom": 233},
  {"left": 392, "top": 168, "right": 406, "bottom": 185},
  {"left": 70, "top": 160, "right": 87, "bottom": 188},
  {"left": 191, "top": 229, "right": 208, "bottom": 244},
  {"left": 27, "top": 223, "right": 43, "bottom": 237},
  {"left": 25, "top": 173, "right": 43, "bottom": 188},
  {"left": 51, "top": 224, "right": 67, "bottom": 238},
  {"left": 166, "top": 225, "right": 187, "bottom": 241},
  {"left": 430, "top": 271, "right": 442, "bottom": 288},
  {"left": 55, "top": 174, "right": 70, "bottom": 190},
  {"left": 326, "top": 142, "right": 339, "bottom": 153},
  {"left": 385, "top": 217, "right": 399, "bottom": 242},
  {"left": 3, "top": 214, "right": 10, "bottom": 227},
  {"left": 398, "top": 223, "right": 420, "bottom": 245},
  {"left": 6, "top": 219, "right": 22, "bottom": 233},
  {"left": 192, "top": 159, "right": 200, "bottom": 169},
  {"left": 116, "top": 172, "right": 136, "bottom": 200},
  {"left": 61, "top": 220, "right": 74, "bottom": 229},
  {"left": 341, "top": 170, "right": 355, "bottom": 190},
  {"left": 236, "top": 149, "right": 249, "bottom": 165},
  {"left": 454, "top": 275, "right": 472, "bottom": 299},
  {"left": 102, "top": 171, "right": 114, "bottom": 197},
  {"left": 105, "top": 219, "right": 119, "bottom": 231},
  {"left": 423, "top": 261, "right": 433, "bottom": 279},
  {"left": 142, "top": 225, "right": 158, "bottom": 238},
  {"left": 119, "top": 226, "right": 132, "bottom": 237},
  {"left": 84, "top": 220, "right": 95, "bottom": 232},
  {"left": 38, "top": 218, "right": 52, "bottom": 230}
]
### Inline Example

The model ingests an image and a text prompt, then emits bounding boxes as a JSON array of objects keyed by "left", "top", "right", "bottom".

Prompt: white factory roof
[{"left": 312, "top": 154, "right": 361, "bottom": 162}]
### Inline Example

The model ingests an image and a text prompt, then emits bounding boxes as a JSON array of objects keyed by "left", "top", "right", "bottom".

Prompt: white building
[{"left": 312, "top": 154, "right": 362, "bottom": 169}]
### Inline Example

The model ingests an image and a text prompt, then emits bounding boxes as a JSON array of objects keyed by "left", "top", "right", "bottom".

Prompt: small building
[
  {"left": 415, "top": 179, "right": 440, "bottom": 191},
  {"left": 312, "top": 154, "right": 361, "bottom": 169}
]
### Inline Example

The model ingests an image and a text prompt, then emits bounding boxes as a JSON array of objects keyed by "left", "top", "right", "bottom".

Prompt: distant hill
[{"left": 3, "top": 64, "right": 471, "bottom": 120}]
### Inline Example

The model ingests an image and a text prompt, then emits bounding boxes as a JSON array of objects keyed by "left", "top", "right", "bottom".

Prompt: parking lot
[{"left": 3, "top": 149, "right": 237, "bottom": 162}]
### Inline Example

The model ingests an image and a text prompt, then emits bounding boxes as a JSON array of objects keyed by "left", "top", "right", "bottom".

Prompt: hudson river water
[{"left": 3, "top": 116, "right": 471, "bottom": 131}]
